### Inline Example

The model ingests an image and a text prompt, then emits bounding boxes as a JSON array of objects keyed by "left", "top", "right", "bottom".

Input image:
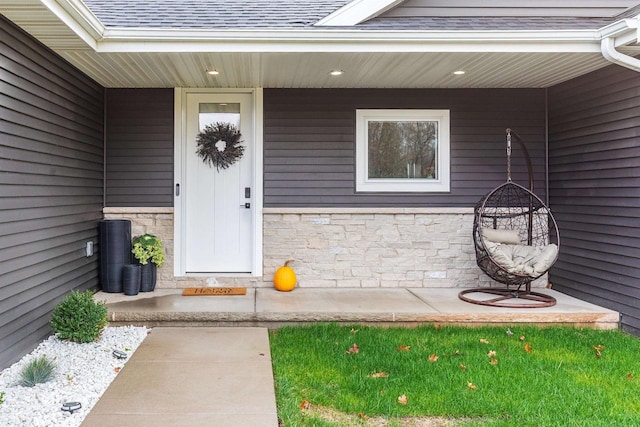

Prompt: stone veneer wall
[
  {"left": 103, "top": 207, "right": 548, "bottom": 289},
  {"left": 264, "top": 208, "right": 495, "bottom": 288}
]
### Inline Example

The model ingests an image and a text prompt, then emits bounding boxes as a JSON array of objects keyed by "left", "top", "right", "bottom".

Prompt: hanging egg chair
[{"left": 459, "top": 129, "right": 560, "bottom": 308}]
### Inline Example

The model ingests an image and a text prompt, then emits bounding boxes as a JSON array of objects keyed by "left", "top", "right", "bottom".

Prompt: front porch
[{"left": 98, "top": 287, "right": 619, "bottom": 330}]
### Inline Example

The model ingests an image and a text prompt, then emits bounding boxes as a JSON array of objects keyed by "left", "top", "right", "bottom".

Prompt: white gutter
[
  {"left": 97, "top": 28, "right": 600, "bottom": 53},
  {"left": 599, "top": 15, "right": 640, "bottom": 72}
]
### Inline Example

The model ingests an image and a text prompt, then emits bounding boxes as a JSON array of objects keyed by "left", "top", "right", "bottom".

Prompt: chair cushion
[
  {"left": 484, "top": 241, "right": 558, "bottom": 278},
  {"left": 482, "top": 228, "right": 521, "bottom": 245}
]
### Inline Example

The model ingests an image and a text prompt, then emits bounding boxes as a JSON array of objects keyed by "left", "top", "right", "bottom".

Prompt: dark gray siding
[
  {"left": 548, "top": 64, "right": 640, "bottom": 335},
  {"left": 105, "top": 88, "right": 173, "bottom": 207},
  {"left": 264, "top": 88, "right": 547, "bottom": 207},
  {"left": 0, "top": 15, "right": 104, "bottom": 369}
]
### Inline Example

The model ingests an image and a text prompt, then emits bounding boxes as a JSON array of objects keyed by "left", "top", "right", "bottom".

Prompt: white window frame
[{"left": 355, "top": 109, "right": 450, "bottom": 193}]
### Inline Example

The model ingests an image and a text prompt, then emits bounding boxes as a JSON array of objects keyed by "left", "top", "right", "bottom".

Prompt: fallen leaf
[
  {"left": 519, "top": 336, "right": 525, "bottom": 342},
  {"left": 350, "top": 328, "right": 359, "bottom": 334},
  {"left": 487, "top": 350, "right": 497, "bottom": 358},
  {"left": 467, "top": 382, "right": 478, "bottom": 390},
  {"left": 490, "top": 358, "right": 499, "bottom": 365},
  {"left": 627, "top": 374, "right": 634, "bottom": 381},
  {"left": 114, "top": 367, "right": 121, "bottom": 373},
  {"left": 368, "top": 372, "right": 389, "bottom": 378},
  {"left": 480, "top": 339, "right": 490, "bottom": 344},
  {"left": 300, "top": 400, "right": 311, "bottom": 411},
  {"left": 428, "top": 353, "right": 439, "bottom": 363},
  {"left": 358, "top": 413, "right": 368, "bottom": 420},
  {"left": 346, "top": 343, "right": 359, "bottom": 354},
  {"left": 397, "top": 394, "right": 408, "bottom": 405},
  {"left": 459, "top": 363, "right": 467, "bottom": 371},
  {"left": 397, "top": 344, "right": 411, "bottom": 352},
  {"left": 435, "top": 324, "right": 442, "bottom": 330},
  {"left": 593, "top": 344, "right": 605, "bottom": 358},
  {"left": 524, "top": 343, "right": 533, "bottom": 353}
]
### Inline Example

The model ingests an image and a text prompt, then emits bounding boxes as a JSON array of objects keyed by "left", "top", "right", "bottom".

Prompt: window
[{"left": 355, "top": 109, "right": 450, "bottom": 192}]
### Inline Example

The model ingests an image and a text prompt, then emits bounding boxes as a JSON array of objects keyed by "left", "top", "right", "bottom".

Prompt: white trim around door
[{"left": 174, "top": 88, "right": 263, "bottom": 277}]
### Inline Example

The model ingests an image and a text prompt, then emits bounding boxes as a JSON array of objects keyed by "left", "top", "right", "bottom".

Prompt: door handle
[{"left": 240, "top": 203, "right": 251, "bottom": 209}]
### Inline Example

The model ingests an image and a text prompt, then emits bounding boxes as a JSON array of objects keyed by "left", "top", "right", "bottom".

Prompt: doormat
[{"left": 182, "top": 287, "right": 247, "bottom": 296}]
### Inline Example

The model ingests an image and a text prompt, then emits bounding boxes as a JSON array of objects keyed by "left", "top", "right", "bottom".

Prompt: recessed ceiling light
[
  {"left": 329, "top": 70, "right": 344, "bottom": 76},
  {"left": 206, "top": 69, "right": 220, "bottom": 75},
  {"left": 453, "top": 70, "right": 466, "bottom": 75}
]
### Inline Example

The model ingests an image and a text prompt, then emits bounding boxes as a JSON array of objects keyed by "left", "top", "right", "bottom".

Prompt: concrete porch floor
[{"left": 97, "top": 287, "right": 619, "bottom": 329}]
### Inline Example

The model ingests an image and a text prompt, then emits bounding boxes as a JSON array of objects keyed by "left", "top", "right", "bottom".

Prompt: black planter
[
  {"left": 139, "top": 263, "right": 157, "bottom": 292},
  {"left": 122, "top": 265, "right": 141, "bottom": 296},
  {"left": 99, "top": 220, "right": 132, "bottom": 293}
]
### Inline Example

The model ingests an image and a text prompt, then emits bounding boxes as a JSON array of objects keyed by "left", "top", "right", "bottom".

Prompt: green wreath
[{"left": 196, "top": 122, "right": 245, "bottom": 171}]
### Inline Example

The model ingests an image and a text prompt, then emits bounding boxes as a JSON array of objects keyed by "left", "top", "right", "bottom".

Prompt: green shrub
[
  {"left": 132, "top": 233, "right": 165, "bottom": 266},
  {"left": 0, "top": 391, "right": 4, "bottom": 405},
  {"left": 51, "top": 290, "right": 108, "bottom": 343},
  {"left": 20, "top": 355, "right": 56, "bottom": 387}
]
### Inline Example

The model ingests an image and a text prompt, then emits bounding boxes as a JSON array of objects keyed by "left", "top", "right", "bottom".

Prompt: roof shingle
[
  {"left": 83, "top": 0, "right": 351, "bottom": 29},
  {"left": 82, "top": 0, "right": 637, "bottom": 31}
]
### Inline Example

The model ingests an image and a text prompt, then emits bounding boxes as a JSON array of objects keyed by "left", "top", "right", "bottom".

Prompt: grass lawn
[{"left": 270, "top": 324, "right": 640, "bottom": 426}]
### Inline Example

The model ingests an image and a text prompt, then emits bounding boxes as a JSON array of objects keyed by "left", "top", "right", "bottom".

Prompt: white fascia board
[
  {"left": 41, "top": 0, "right": 105, "bottom": 48},
  {"left": 97, "top": 28, "right": 601, "bottom": 53},
  {"left": 315, "top": 0, "right": 404, "bottom": 26}
]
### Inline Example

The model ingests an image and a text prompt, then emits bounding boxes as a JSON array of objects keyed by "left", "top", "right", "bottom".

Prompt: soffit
[
  {"left": 0, "top": 0, "right": 90, "bottom": 50},
  {"left": 58, "top": 50, "right": 615, "bottom": 89}
]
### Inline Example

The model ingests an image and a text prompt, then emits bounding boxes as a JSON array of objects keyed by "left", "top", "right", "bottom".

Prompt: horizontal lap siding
[
  {"left": 0, "top": 16, "right": 104, "bottom": 368},
  {"left": 548, "top": 64, "right": 640, "bottom": 335},
  {"left": 380, "top": 0, "right": 634, "bottom": 17},
  {"left": 264, "top": 88, "right": 546, "bottom": 207},
  {"left": 105, "top": 88, "right": 174, "bottom": 207}
]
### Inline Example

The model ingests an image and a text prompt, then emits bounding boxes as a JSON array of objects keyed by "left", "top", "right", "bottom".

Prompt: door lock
[{"left": 241, "top": 203, "right": 251, "bottom": 209}]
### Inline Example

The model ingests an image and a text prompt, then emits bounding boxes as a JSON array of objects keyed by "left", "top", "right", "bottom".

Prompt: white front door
[{"left": 184, "top": 93, "right": 253, "bottom": 273}]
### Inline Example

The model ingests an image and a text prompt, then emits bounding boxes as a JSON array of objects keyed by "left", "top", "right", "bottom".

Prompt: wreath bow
[{"left": 196, "top": 122, "right": 244, "bottom": 171}]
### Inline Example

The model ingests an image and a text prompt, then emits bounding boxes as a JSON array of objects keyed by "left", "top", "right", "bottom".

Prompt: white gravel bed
[{"left": 0, "top": 326, "right": 148, "bottom": 427}]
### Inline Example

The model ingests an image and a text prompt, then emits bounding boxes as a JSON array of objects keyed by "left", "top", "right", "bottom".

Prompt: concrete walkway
[{"left": 82, "top": 327, "right": 278, "bottom": 427}]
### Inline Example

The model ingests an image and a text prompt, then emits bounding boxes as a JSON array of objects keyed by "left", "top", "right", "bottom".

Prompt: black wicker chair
[{"left": 459, "top": 129, "right": 559, "bottom": 308}]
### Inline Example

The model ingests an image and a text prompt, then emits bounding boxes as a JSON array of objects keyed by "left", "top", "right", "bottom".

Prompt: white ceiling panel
[{"left": 58, "top": 50, "right": 611, "bottom": 89}]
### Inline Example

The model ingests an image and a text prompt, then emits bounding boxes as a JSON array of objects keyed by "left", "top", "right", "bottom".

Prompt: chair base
[{"left": 458, "top": 287, "right": 556, "bottom": 308}]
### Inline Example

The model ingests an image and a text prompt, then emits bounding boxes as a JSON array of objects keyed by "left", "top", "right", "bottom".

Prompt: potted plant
[{"left": 132, "top": 234, "right": 165, "bottom": 292}]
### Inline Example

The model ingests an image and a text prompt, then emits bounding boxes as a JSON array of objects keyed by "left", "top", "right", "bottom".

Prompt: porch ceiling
[
  {"left": 59, "top": 50, "right": 614, "bottom": 89},
  {"left": 1, "top": 0, "right": 639, "bottom": 88}
]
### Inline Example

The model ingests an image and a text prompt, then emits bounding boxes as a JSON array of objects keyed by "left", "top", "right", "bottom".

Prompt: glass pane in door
[{"left": 199, "top": 103, "right": 240, "bottom": 129}]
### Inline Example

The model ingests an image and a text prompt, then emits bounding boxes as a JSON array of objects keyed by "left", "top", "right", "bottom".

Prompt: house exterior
[{"left": 1, "top": 0, "right": 639, "bottom": 368}]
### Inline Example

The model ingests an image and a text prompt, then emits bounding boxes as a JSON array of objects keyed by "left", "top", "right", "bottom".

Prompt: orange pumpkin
[{"left": 274, "top": 260, "right": 297, "bottom": 292}]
